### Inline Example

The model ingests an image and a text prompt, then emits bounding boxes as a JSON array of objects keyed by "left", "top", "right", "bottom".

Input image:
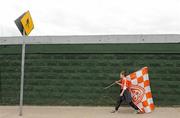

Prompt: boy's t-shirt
[{"left": 121, "top": 77, "right": 131, "bottom": 90}]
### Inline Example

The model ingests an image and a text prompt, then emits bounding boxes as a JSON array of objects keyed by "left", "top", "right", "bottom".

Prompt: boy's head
[{"left": 120, "top": 71, "right": 126, "bottom": 78}]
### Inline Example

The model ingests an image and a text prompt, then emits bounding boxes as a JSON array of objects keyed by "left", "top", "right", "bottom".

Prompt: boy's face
[{"left": 120, "top": 74, "right": 124, "bottom": 78}]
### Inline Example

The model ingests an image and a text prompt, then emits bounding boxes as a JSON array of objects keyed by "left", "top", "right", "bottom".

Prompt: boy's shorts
[{"left": 120, "top": 89, "right": 132, "bottom": 103}]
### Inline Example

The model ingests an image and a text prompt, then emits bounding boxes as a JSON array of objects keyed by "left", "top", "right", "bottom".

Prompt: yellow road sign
[{"left": 20, "top": 11, "right": 34, "bottom": 35}]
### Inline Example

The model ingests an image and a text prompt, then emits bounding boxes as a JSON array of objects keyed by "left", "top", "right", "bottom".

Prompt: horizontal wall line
[{"left": 1, "top": 34, "right": 180, "bottom": 45}]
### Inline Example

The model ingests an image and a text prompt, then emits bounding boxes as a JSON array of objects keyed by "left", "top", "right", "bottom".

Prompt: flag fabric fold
[{"left": 126, "top": 67, "right": 155, "bottom": 113}]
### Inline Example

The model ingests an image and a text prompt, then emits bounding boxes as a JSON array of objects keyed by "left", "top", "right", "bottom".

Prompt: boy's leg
[
  {"left": 129, "top": 101, "right": 139, "bottom": 110},
  {"left": 112, "top": 96, "right": 123, "bottom": 113},
  {"left": 115, "top": 96, "right": 123, "bottom": 111}
]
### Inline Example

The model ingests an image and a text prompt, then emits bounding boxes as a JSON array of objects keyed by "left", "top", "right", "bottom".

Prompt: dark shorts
[{"left": 120, "top": 89, "right": 132, "bottom": 103}]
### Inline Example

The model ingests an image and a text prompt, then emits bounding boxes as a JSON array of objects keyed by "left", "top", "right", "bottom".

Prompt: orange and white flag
[{"left": 126, "top": 67, "right": 155, "bottom": 113}]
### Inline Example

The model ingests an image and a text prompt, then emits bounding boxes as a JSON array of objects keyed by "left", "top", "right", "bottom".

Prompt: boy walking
[{"left": 111, "top": 71, "right": 140, "bottom": 113}]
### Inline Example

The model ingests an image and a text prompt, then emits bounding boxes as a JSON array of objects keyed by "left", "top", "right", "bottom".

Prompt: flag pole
[{"left": 104, "top": 82, "right": 116, "bottom": 89}]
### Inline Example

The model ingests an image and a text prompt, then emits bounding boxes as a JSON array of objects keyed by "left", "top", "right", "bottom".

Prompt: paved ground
[{"left": 0, "top": 106, "right": 180, "bottom": 118}]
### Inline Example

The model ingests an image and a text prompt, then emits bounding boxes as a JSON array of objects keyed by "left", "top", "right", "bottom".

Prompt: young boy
[{"left": 111, "top": 71, "right": 140, "bottom": 113}]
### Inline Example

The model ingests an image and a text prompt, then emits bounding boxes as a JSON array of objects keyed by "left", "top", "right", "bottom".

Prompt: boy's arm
[
  {"left": 120, "top": 88, "right": 126, "bottom": 96},
  {"left": 120, "top": 78, "right": 127, "bottom": 96}
]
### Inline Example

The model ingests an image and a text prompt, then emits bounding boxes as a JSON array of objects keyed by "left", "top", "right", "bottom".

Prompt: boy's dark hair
[{"left": 120, "top": 71, "right": 126, "bottom": 76}]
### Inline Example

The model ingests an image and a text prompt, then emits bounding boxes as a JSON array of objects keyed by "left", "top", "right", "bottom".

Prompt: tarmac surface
[{"left": 0, "top": 106, "right": 180, "bottom": 118}]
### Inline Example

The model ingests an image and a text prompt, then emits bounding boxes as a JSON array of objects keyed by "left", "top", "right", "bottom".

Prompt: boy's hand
[
  {"left": 120, "top": 93, "right": 123, "bottom": 96},
  {"left": 115, "top": 81, "right": 119, "bottom": 84}
]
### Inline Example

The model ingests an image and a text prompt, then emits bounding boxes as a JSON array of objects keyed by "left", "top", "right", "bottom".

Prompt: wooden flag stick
[{"left": 104, "top": 82, "right": 116, "bottom": 89}]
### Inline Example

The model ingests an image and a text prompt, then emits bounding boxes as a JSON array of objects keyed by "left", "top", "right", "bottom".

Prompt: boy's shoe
[{"left": 111, "top": 110, "right": 117, "bottom": 113}]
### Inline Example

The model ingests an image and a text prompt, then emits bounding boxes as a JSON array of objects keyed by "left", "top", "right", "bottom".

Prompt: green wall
[{"left": 0, "top": 44, "right": 180, "bottom": 106}]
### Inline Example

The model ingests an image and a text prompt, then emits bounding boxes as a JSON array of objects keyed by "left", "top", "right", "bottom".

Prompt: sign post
[
  {"left": 19, "top": 30, "right": 26, "bottom": 116},
  {"left": 15, "top": 10, "right": 34, "bottom": 116}
]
